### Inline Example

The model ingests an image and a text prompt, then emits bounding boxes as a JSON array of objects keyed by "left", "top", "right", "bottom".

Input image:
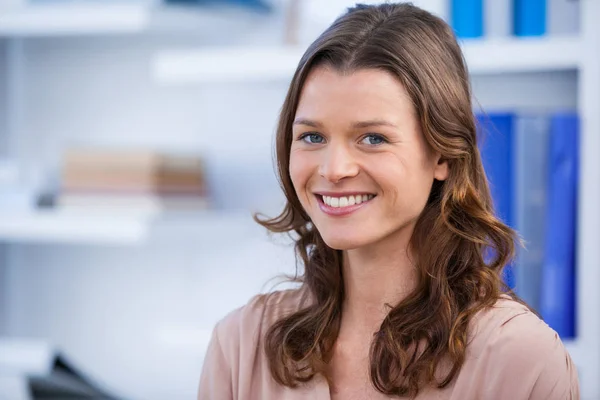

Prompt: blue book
[
  {"left": 476, "top": 113, "right": 515, "bottom": 288},
  {"left": 513, "top": 0, "right": 546, "bottom": 36},
  {"left": 451, "top": 0, "right": 484, "bottom": 38},
  {"left": 540, "top": 113, "right": 578, "bottom": 339}
]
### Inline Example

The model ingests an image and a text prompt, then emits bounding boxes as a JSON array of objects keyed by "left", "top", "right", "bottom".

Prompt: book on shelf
[
  {"left": 451, "top": 0, "right": 483, "bottom": 38},
  {"left": 56, "top": 148, "right": 210, "bottom": 214},
  {"left": 0, "top": 338, "right": 123, "bottom": 400},
  {"left": 476, "top": 112, "right": 516, "bottom": 289},
  {"left": 513, "top": 0, "right": 546, "bottom": 37}
]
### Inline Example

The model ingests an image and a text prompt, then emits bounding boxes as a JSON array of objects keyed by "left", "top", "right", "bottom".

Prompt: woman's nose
[{"left": 318, "top": 145, "right": 359, "bottom": 183}]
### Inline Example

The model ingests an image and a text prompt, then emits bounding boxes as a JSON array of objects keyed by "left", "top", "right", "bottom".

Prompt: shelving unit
[
  {"left": 0, "top": 1, "right": 598, "bottom": 399},
  {"left": 152, "top": 34, "right": 583, "bottom": 84}
]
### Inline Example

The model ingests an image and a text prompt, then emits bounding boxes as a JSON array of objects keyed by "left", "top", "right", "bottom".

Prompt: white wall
[{"left": 0, "top": 24, "right": 578, "bottom": 400}]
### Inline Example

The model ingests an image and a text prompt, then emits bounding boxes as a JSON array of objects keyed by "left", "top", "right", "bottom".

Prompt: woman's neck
[{"left": 339, "top": 235, "right": 418, "bottom": 338}]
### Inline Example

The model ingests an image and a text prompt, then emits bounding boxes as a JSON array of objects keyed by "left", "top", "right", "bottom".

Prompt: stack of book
[{"left": 55, "top": 148, "right": 210, "bottom": 215}]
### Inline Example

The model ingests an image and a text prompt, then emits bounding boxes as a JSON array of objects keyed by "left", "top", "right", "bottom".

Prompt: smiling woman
[{"left": 198, "top": 3, "right": 579, "bottom": 400}]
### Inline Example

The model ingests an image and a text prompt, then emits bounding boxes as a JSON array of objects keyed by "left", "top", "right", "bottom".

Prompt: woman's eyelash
[
  {"left": 298, "top": 132, "right": 325, "bottom": 143},
  {"left": 361, "top": 133, "right": 389, "bottom": 145}
]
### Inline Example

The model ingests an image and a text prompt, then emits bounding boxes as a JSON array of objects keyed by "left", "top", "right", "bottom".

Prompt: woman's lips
[{"left": 315, "top": 194, "right": 375, "bottom": 216}]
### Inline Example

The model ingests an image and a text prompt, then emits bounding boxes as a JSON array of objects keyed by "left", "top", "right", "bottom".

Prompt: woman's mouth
[{"left": 315, "top": 193, "right": 376, "bottom": 216}]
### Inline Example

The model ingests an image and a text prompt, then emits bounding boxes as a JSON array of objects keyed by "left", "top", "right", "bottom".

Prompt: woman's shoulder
[
  {"left": 462, "top": 295, "right": 579, "bottom": 399},
  {"left": 469, "top": 295, "right": 571, "bottom": 361},
  {"left": 199, "top": 288, "right": 311, "bottom": 397},
  {"left": 470, "top": 294, "right": 534, "bottom": 337},
  {"left": 213, "top": 286, "right": 310, "bottom": 348},
  {"left": 470, "top": 295, "right": 560, "bottom": 347}
]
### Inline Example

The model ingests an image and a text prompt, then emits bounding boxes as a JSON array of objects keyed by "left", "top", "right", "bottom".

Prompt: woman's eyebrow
[
  {"left": 351, "top": 119, "right": 398, "bottom": 129},
  {"left": 293, "top": 118, "right": 322, "bottom": 128},
  {"left": 292, "top": 118, "right": 397, "bottom": 129}
]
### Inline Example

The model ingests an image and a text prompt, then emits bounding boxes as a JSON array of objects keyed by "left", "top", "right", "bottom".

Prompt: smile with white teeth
[{"left": 321, "top": 194, "right": 375, "bottom": 208}]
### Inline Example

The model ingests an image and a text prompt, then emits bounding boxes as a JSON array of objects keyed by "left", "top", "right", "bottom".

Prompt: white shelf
[
  {"left": 0, "top": 2, "right": 272, "bottom": 37},
  {"left": 0, "top": 210, "right": 150, "bottom": 245},
  {"left": 0, "top": 209, "right": 264, "bottom": 245},
  {"left": 0, "top": 3, "right": 150, "bottom": 36},
  {"left": 460, "top": 35, "right": 582, "bottom": 74},
  {"left": 152, "top": 35, "right": 583, "bottom": 84},
  {"left": 153, "top": 46, "right": 303, "bottom": 84}
]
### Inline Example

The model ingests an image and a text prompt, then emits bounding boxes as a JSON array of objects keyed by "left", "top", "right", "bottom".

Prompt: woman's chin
[{"left": 321, "top": 234, "right": 368, "bottom": 251}]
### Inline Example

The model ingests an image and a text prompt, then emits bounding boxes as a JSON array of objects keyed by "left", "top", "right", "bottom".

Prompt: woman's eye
[
  {"left": 361, "top": 134, "right": 386, "bottom": 145},
  {"left": 300, "top": 133, "right": 325, "bottom": 144}
]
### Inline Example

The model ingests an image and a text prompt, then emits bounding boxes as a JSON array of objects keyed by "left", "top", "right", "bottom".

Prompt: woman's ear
[{"left": 433, "top": 155, "right": 449, "bottom": 181}]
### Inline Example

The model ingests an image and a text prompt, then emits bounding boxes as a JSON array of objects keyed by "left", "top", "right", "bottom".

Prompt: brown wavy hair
[{"left": 254, "top": 2, "right": 520, "bottom": 398}]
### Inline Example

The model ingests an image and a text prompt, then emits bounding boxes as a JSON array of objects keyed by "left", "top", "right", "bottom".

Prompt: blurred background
[{"left": 0, "top": 0, "right": 598, "bottom": 399}]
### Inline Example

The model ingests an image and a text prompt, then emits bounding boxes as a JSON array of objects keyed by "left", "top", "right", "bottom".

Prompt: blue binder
[
  {"left": 513, "top": 0, "right": 546, "bottom": 36},
  {"left": 451, "top": 0, "right": 484, "bottom": 38},
  {"left": 540, "top": 113, "right": 578, "bottom": 339},
  {"left": 476, "top": 113, "right": 515, "bottom": 288}
]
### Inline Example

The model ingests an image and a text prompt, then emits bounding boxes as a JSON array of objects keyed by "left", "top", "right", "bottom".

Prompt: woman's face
[{"left": 290, "top": 66, "right": 448, "bottom": 251}]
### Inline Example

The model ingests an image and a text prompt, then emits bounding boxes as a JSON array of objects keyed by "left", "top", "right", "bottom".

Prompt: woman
[{"left": 198, "top": 3, "right": 579, "bottom": 399}]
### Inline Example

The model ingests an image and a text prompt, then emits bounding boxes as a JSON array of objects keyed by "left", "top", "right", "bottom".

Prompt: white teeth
[{"left": 321, "top": 194, "right": 375, "bottom": 208}]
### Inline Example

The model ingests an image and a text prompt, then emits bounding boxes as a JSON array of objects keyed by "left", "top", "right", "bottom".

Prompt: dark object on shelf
[
  {"left": 29, "top": 354, "right": 124, "bottom": 399},
  {"left": 36, "top": 192, "right": 56, "bottom": 209},
  {"left": 1, "top": 339, "right": 125, "bottom": 400}
]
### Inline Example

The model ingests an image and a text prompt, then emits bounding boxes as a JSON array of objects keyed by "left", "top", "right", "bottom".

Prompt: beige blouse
[{"left": 198, "top": 288, "right": 579, "bottom": 399}]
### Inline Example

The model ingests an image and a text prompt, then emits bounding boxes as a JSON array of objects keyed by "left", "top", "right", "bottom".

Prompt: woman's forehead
[{"left": 295, "top": 66, "right": 414, "bottom": 124}]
